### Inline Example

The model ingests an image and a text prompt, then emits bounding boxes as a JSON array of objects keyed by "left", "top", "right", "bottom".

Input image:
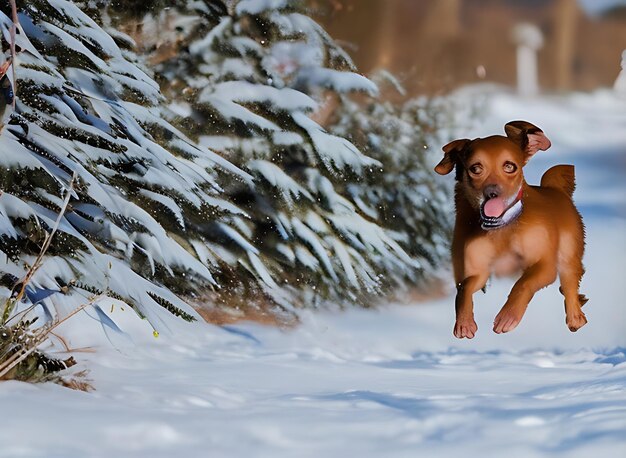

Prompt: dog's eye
[
  {"left": 503, "top": 162, "right": 517, "bottom": 173},
  {"left": 469, "top": 164, "right": 483, "bottom": 175}
]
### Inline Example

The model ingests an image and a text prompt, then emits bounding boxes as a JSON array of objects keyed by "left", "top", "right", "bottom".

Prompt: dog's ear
[
  {"left": 435, "top": 139, "right": 471, "bottom": 175},
  {"left": 504, "top": 120, "right": 551, "bottom": 164}
]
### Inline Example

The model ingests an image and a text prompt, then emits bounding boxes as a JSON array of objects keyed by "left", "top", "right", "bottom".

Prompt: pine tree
[
  {"left": 0, "top": 0, "right": 254, "bottom": 332},
  {"left": 330, "top": 73, "right": 453, "bottom": 289},
  {"left": 155, "top": 0, "right": 419, "bottom": 308},
  {"left": 0, "top": 0, "right": 452, "bottom": 348}
]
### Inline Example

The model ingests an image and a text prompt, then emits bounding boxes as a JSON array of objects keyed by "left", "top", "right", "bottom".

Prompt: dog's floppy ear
[
  {"left": 435, "top": 139, "right": 471, "bottom": 175},
  {"left": 504, "top": 120, "right": 551, "bottom": 164}
]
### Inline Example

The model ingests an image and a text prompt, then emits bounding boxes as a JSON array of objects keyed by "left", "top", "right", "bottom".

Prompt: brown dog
[{"left": 435, "top": 121, "right": 588, "bottom": 338}]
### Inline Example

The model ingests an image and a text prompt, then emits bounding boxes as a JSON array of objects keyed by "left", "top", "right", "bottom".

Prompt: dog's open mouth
[
  {"left": 483, "top": 196, "right": 505, "bottom": 218},
  {"left": 480, "top": 190, "right": 523, "bottom": 230},
  {"left": 480, "top": 201, "right": 506, "bottom": 229}
]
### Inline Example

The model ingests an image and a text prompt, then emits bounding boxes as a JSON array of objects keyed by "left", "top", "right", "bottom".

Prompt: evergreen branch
[
  {"left": 1, "top": 171, "right": 77, "bottom": 324},
  {"left": 71, "top": 282, "right": 128, "bottom": 304},
  {"left": 147, "top": 291, "right": 196, "bottom": 322},
  {"left": 4, "top": 302, "right": 39, "bottom": 327}
]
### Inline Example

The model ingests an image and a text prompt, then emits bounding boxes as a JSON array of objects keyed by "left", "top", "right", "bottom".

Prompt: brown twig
[
  {"left": 9, "top": 0, "right": 18, "bottom": 109},
  {"left": 49, "top": 331, "right": 71, "bottom": 352}
]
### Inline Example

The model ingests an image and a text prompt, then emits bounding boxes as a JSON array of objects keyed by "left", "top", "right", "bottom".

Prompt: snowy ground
[{"left": 1, "top": 88, "right": 625, "bottom": 457}]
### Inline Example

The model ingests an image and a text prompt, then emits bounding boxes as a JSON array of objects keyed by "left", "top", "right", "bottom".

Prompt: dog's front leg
[
  {"left": 454, "top": 271, "right": 490, "bottom": 339},
  {"left": 493, "top": 261, "right": 557, "bottom": 334},
  {"left": 453, "top": 238, "right": 494, "bottom": 339}
]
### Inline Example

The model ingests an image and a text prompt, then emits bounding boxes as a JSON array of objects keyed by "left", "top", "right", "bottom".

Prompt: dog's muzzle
[{"left": 480, "top": 187, "right": 524, "bottom": 230}]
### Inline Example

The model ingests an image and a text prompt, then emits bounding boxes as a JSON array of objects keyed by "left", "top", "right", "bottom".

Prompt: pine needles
[
  {"left": 1, "top": 172, "right": 77, "bottom": 323},
  {"left": 0, "top": 172, "right": 90, "bottom": 385}
]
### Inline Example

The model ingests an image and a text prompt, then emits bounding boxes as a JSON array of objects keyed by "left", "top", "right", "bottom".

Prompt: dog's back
[{"left": 533, "top": 165, "right": 582, "bottom": 232}]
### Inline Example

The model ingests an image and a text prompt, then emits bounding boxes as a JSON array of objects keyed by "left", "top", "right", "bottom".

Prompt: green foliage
[
  {"left": 153, "top": 0, "right": 429, "bottom": 308},
  {"left": 0, "top": 0, "right": 233, "bottom": 330},
  {"left": 330, "top": 78, "right": 453, "bottom": 281},
  {"left": 147, "top": 291, "right": 196, "bottom": 322}
]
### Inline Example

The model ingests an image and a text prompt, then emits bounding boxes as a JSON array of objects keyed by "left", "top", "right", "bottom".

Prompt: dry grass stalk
[
  {"left": 60, "top": 370, "right": 94, "bottom": 392},
  {"left": 0, "top": 299, "right": 96, "bottom": 379}
]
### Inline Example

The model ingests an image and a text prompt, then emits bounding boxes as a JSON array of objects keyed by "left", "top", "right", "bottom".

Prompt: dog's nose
[{"left": 484, "top": 184, "right": 501, "bottom": 199}]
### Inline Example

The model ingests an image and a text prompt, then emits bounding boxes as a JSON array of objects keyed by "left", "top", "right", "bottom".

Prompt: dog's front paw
[
  {"left": 454, "top": 317, "right": 478, "bottom": 339},
  {"left": 566, "top": 310, "right": 587, "bottom": 332},
  {"left": 493, "top": 305, "right": 526, "bottom": 334}
]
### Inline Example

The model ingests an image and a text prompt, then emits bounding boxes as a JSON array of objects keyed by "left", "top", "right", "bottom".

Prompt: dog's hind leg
[
  {"left": 559, "top": 260, "right": 588, "bottom": 332},
  {"left": 559, "top": 287, "right": 588, "bottom": 307},
  {"left": 558, "top": 226, "right": 588, "bottom": 332}
]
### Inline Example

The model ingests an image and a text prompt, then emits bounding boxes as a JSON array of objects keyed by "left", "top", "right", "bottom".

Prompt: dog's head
[{"left": 435, "top": 121, "right": 551, "bottom": 228}]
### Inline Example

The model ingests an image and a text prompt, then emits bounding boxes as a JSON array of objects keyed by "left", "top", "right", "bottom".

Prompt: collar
[{"left": 480, "top": 186, "right": 524, "bottom": 230}]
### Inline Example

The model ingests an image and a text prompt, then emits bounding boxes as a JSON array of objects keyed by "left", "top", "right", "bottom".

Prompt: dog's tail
[{"left": 541, "top": 165, "right": 576, "bottom": 198}]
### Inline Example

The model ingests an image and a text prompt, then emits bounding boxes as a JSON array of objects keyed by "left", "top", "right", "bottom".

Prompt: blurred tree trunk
[
  {"left": 374, "top": 0, "right": 398, "bottom": 69},
  {"left": 554, "top": 0, "right": 579, "bottom": 90},
  {"left": 418, "top": 0, "right": 461, "bottom": 92},
  {"left": 421, "top": 0, "right": 460, "bottom": 41}
]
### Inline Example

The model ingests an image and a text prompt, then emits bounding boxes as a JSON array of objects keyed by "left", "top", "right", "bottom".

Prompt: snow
[
  {"left": 139, "top": 189, "right": 185, "bottom": 229},
  {"left": 248, "top": 251, "right": 279, "bottom": 289},
  {"left": 235, "top": 0, "right": 290, "bottom": 15},
  {"left": 248, "top": 159, "right": 313, "bottom": 204},
  {"left": 2, "top": 88, "right": 625, "bottom": 456},
  {"left": 201, "top": 81, "right": 317, "bottom": 112},
  {"left": 296, "top": 67, "right": 379, "bottom": 96},
  {"left": 217, "top": 222, "right": 259, "bottom": 255},
  {"left": 292, "top": 217, "right": 338, "bottom": 282},
  {"left": 293, "top": 112, "right": 381, "bottom": 171}
]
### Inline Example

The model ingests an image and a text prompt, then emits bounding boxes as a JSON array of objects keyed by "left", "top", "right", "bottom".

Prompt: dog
[{"left": 435, "top": 121, "right": 588, "bottom": 339}]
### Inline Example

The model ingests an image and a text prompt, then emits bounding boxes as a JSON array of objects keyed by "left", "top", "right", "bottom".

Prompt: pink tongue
[{"left": 484, "top": 197, "right": 505, "bottom": 218}]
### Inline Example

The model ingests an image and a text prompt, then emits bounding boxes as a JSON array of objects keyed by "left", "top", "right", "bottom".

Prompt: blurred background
[{"left": 309, "top": 0, "right": 626, "bottom": 96}]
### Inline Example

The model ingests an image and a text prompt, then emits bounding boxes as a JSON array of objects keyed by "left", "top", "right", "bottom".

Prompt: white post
[
  {"left": 512, "top": 24, "right": 544, "bottom": 97},
  {"left": 614, "top": 50, "right": 626, "bottom": 97}
]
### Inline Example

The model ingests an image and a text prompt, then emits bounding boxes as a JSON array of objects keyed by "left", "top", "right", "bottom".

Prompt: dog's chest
[{"left": 491, "top": 252, "right": 524, "bottom": 277}]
